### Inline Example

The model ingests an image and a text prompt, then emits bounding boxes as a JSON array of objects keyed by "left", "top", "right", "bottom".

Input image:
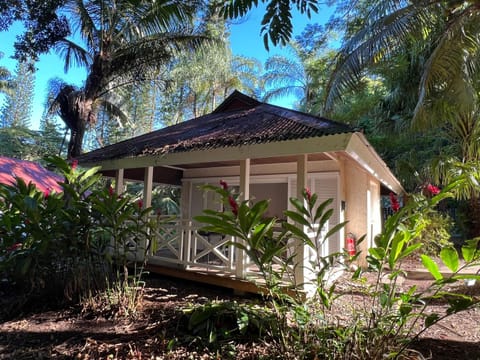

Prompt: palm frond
[
  {"left": 413, "top": 5, "right": 480, "bottom": 124},
  {"left": 97, "top": 97, "right": 130, "bottom": 128},
  {"left": 324, "top": 2, "right": 430, "bottom": 110},
  {"left": 54, "top": 38, "right": 91, "bottom": 72},
  {"left": 106, "top": 33, "right": 208, "bottom": 85}
]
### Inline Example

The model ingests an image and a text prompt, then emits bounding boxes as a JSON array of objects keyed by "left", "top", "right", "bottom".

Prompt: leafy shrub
[
  {"left": 414, "top": 210, "right": 453, "bottom": 256},
  {"left": 182, "top": 301, "right": 276, "bottom": 345},
  {"left": 0, "top": 156, "right": 156, "bottom": 317}
]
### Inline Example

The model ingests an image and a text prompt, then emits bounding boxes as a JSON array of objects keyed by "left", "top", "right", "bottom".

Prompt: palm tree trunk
[{"left": 56, "top": 86, "right": 95, "bottom": 159}]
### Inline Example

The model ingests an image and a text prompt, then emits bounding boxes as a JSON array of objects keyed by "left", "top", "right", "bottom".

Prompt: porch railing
[{"left": 147, "top": 217, "right": 318, "bottom": 279}]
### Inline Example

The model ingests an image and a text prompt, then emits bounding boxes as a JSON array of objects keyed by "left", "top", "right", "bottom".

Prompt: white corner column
[
  {"left": 235, "top": 158, "right": 250, "bottom": 278},
  {"left": 143, "top": 166, "right": 153, "bottom": 209},
  {"left": 115, "top": 168, "right": 124, "bottom": 195},
  {"left": 140, "top": 166, "right": 154, "bottom": 260},
  {"left": 294, "top": 154, "right": 310, "bottom": 287}
]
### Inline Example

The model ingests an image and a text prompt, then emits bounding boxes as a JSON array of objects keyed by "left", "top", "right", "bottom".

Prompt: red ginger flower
[
  {"left": 71, "top": 159, "right": 78, "bottom": 170},
  {"left": 137, "top": 199, "right": 143, "bottom": 209},
  {"left": 220, "top": 180, "right": 228, "bottom": 190},
  {"left": 228, "top": 195, "right": 239, "bottom": 216},
  {"left": 108, "top": 186, "right": 114, "bottom": 196},
  {"left": 426, "top": 184, "right": 440, "bottom": 196},
  {"left": 389, "top": 192, "right": 400, "bottom": 212},
  {"left": 44, "top": 189, "right": 50, "bottom": 199}
]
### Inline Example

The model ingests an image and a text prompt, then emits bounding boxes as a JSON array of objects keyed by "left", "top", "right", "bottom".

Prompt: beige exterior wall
[
  {"left": 183, "top": 160, "right": 340, "bottom": 179},
  {"left": 344, "top": 159, "right": 382, "bottom": 266}
]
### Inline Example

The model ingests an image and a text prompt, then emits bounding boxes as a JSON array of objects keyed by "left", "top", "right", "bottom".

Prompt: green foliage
[
  {"left": 0, "top": 156, "right": 156, "bottom": 317},
  {"left": 221, "top": 0, "right": 319, "bottom": 50},
  {"left": 414, "top": 210, "right": 453, "bottom": 256},
  {"left": 0, "top": 59, "right": 35, "bottom": 128},
  {"left": 195, "top": 183, "right": 348, "bottom": 355},
  {"left": 357, "top": 184, "right": 480, "bottom": 359},
  {"left": 182, "top": 301, "right": 275, "bottom": 346},
  {"left": 193, "top": 178, "right": 480, "bottom": 359}
]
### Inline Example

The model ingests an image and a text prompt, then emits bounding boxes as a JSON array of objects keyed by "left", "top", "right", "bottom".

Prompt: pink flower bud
[{"left": 305, "top": 188, "right": 312, "bottom": 202}]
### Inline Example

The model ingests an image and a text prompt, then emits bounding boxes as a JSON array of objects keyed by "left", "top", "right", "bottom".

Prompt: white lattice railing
[
  {"left": 146, "top": 217, "right": 329, "bottom": 280},
  {"left": 148, "top": 217, "right": 237, "bottom": 273}
]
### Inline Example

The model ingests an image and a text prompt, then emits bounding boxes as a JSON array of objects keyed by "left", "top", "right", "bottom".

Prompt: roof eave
[
  {"left": 80, "top": 133, "right": 354, "bottom": 171},
  {"left": 346, "top": 132, "right": 405, "bottom": 194}
]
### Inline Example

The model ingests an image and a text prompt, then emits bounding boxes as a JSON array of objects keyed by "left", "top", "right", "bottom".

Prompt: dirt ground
[{"left": 0, "top": 261, "right": 479, "bottom": 360}]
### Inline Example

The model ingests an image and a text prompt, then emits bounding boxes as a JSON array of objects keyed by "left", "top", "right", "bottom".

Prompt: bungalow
[{"left": 77, "top": 91, "right": 403, "bottom": 291}]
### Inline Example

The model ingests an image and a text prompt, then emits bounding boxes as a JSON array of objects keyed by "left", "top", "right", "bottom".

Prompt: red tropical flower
[
  {"left": 108, "top": 186, "right": 114, "bottom": 196},
  {"left": 220, "top": 180, "right": 228, "bottom": 190},
  {"left": 228, "top": 195, "right": 239, "bottom": 216},
  {"left": 7, "top": 243, "right": 22, "bottom": 252},
  {"left": 44, "top": 189, "right": 50, "bottom": 199},
  {"left": 71, "top": 159, "right": 78, "bottom": 170},
  {"left": 389, "top": 192, "right": 400, "bottom": 212},
  {"left": 137, "top": 199, "right": 143, "bottom": 209},
  {"left": 426, "top": 184, "right": 440, "bottom": 196}
]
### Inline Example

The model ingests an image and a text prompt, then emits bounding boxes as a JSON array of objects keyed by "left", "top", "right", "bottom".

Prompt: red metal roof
[{"left": 0, "top": 156, "right": 63, "bottom": 193}]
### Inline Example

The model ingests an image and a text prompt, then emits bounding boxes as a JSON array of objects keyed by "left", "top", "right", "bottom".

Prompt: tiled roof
[{"left": 77, "top": 91, "right": 355, "bottom": 164}]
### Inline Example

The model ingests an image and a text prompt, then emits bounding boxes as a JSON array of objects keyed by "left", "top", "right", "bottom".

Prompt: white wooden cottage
[{"left": 77, "top": 91, "right": 403, "bottom": 292}]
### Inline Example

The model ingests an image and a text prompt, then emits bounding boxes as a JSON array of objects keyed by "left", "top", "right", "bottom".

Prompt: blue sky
[{"left": 1, "top": 3, "right": 334, "bottom": 130}]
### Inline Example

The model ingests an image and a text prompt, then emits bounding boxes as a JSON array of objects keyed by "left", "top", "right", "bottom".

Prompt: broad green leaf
[
  {"left": 440, "top": 247, "right": 459, "bottom": 272},
  {"left": 446, "top": 295, "right": 474, "bottom": 314},
  {"left": 424, "top": 313, "right": 439, "bottom": 327},
  {"left": 421, "top": 255, "right": 443, "bottom": 281},
  {"left": 398, "top": 243, "right": 422, "bottom": 260},
  {"left": 288, "top": 197, "right": 309, "bottom": 216},
  {"left": 324, "top": 221, "right": 348, "bottom": 240},
  {"left": 283, "top": 210, "right": 310, "bottom": 227},
  {"left": 461, "top": 239, "right": 479, "bottom": 262},
  {"left": 283, "top": 222, "right": 310, "bottom": 242},
  {"left": 314, "top": 198, "right": 333, "bottom": 222},
  {"left": 368, "top": 247, "right": 385, "bottom": 260}
]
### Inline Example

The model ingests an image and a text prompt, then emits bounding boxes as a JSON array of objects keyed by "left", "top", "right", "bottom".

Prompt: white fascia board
[
  {"left": 346, "top": 133, "right": 405, "bottom": 194},
  {"left": 81, "top": 133, "right": 353, "bottom": 171}
]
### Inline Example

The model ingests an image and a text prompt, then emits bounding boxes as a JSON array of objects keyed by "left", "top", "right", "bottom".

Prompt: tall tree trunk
[{"left": 56, "top": 86, "right": 96, "bottom": 159}]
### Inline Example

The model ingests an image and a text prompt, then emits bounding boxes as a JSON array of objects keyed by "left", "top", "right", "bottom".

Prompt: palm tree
[
  {"left": 49, "top": 0, "right": 205, "bottom": 158},
  {"left": 324, "top": 0, "right": 480, "bottom": 126},
  {"left": 263, "top": 31, "right": 335, "bottom": 114}
]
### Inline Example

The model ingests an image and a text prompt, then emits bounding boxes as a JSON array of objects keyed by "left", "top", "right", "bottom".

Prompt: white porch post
[
  {"left": 140, "top": 166, "right": 153, "bottom": 259},
  {"left": 114, "top": 168, "right": 124, "bottom": 195},
  {"left": 143, "top": 166, "right": 153, "bottom": 208},
  {"left": 235, "top": 158, "right": 250, "bottom": 278},
  {"left": 295, "top": 154, "right": 308, "bottom": 286},
  {"left": 181, "top": 181, "right": 193, "bottom": 264}
]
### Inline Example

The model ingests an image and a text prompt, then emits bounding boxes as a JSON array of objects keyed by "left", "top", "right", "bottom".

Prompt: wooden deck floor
[{"left": 144, "top": 263, "right": 268, "bottom": 295}]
